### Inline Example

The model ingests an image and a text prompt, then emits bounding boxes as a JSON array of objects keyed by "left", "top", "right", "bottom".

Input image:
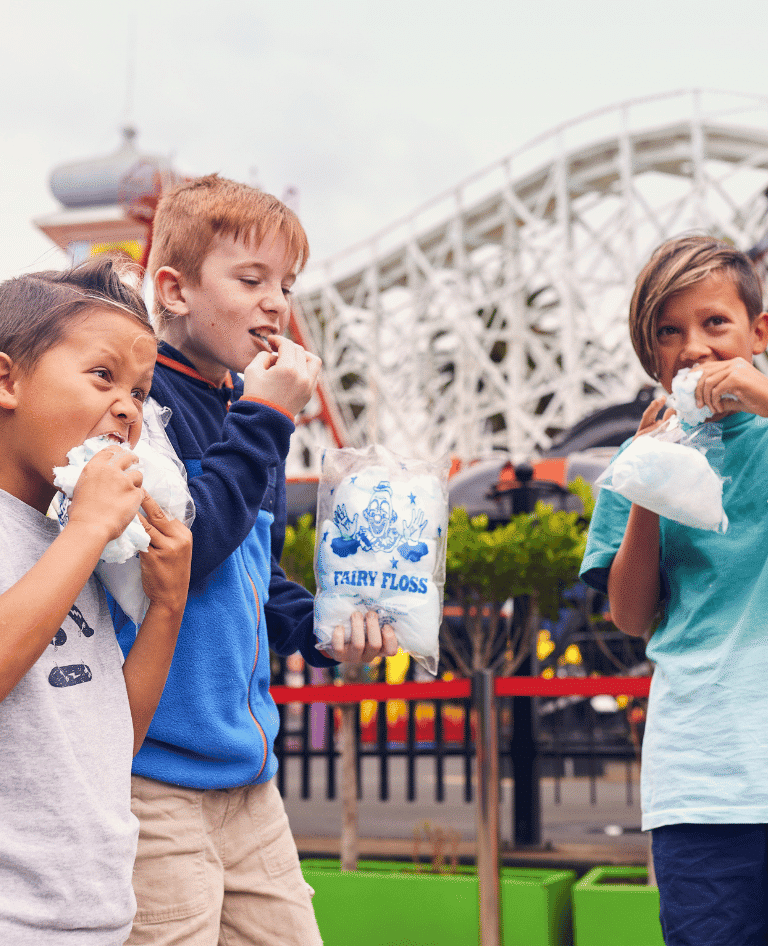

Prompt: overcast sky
[{"left": 0, "top": 0, "right": 766, "bottom": 283}]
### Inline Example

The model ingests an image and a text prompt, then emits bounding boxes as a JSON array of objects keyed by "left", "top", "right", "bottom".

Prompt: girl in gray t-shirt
[{"left": 0, "top": 257, "right": 191, "bottom": 945}]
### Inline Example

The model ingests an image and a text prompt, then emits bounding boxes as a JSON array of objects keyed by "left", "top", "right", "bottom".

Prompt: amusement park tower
[
  {"left": 34, "top": 126, "right": 181, "bottom": 268},
  {"left": 33, "top": 130, "right": 346, "bottom": 474}
]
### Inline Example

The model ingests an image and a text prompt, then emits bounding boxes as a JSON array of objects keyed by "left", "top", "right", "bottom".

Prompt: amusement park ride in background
[{"left": 34, "top": 89, "right": 768, "bottom": 518}]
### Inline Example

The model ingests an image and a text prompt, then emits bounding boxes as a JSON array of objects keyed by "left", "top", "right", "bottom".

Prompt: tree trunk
[
  {"left": 339, "top": 702, "right": 358, "bottom": 871},
  {"left": 339, "top": 663, "right": 362, "bottom": 871},
  {"left": 473, "top": 668, "right": 501, "bottom": 946}
]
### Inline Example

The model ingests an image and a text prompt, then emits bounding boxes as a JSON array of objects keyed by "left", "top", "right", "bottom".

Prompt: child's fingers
[
  {"left": 640, "top": 396, "right": 665, "bottom": 424},
  {"left": 267, "top": 335, "right": 298, "bottom": 361},
  {"left": 86, "top": 444, "right": 137, "bottom": 470},
  {"left": 81, "top": 446, "right": 143, "bottom": 488},
  {"left": 698, "top": 358, "right": 753, "bottom": 412},
  {"left": 268, "top": 337, "right": 321, "bottom": 375},
  {"left": 363, "top": 611, "right": 383, "bottom": 653},
  {"left": 634, "top": 395, "right": 670, "bottom": 438},
  {"left": 136, "top": 512, "right": 161, "bottom": 548},
  {"left": 349, "top": 610, "right": 367, "bottom": 656},
  {"left": 331, "top": 622, "right": 346, "bottom": 655},
  {"left": 306, "top": 351, "right": 323, "bottom": 385},
  {"left": 137, "top": 495, "right": 171, "bottom": 543},
  {"left": 380, "top": 623, "right": 399, "bottom": 657},
  {"left": 250, "top": 350, "right": 277, "bottom": 371}
]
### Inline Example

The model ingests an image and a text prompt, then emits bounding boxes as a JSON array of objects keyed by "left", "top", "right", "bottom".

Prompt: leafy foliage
[
  {"left": 443, "top": 478, "right": 594, "bottom": 674},
  {"left": 445, "top": 478, "right": 592, "bottom": 618},
  {"left": 282, "top": 513, "right": 317, "bottom": 594}
]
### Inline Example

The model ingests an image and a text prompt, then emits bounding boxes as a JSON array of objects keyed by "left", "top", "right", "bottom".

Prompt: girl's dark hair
[{"left": 0, "top": 255, "right": 154, "bottom": 371}]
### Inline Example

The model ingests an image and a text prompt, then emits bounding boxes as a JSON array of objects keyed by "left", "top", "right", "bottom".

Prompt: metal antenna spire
[{"left": 123, "top": 18, "right": 138, "bottom": 134}]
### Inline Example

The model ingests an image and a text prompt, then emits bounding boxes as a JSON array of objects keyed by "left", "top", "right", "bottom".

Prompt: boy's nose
[
  {"left": 261, "top": 283, "right": 289, "bottom": 315},
  {"left": 680, "top": 330, "right": 710, "bottom": 364}
]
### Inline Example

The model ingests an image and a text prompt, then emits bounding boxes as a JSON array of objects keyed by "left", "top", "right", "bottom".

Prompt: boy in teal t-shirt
[{"left": 581, "top": 234, "right": 768, "bottom": 946}]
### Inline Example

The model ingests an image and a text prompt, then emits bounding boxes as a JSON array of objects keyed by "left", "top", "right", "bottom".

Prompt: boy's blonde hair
[
  {"left": 629, "top": 234, "right": 764, "bottom": 381},
  {"left": 147, "top": 174, "right": 310, "bottom": 331}
]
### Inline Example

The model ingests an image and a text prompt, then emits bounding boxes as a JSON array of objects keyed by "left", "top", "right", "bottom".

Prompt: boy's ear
[
  {"left": 154, "top": 267, "right": 190, "bottom": 317},
  {"left": 752, "top": 312, "right": 768, "bottom": 356},
  {"left": 0, "top": 353, "right": 18, "bottom": 411}
]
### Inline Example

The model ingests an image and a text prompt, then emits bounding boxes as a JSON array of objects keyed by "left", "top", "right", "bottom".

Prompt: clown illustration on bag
[{"left": 331, "top": 480, "right": 430, "bottom": 563}]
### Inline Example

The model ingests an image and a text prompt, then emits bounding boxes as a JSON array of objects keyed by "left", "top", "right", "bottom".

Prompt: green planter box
[
  {"left": 571, "top": 867, "right": 663, "bottom": 946},
  {"left": 301, "top": 859, "right": 575, "bottom": 946}
]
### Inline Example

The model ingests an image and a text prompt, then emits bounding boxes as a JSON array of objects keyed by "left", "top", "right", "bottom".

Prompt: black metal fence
[{"left": 273, "top": 665, "right": 646, "bottom": 814}]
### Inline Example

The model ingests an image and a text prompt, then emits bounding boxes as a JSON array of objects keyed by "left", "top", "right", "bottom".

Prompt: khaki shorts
[{"left": 126, "top": 775, "right": 323, "bottom": 946}]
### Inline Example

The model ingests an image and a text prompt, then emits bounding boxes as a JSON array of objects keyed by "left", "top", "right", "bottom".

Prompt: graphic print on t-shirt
[{"left": 48, "top": 603, "right": 95, "bottom": 688}]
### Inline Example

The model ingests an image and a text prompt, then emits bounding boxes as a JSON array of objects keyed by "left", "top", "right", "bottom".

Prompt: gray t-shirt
[{"left": 0, "top": 489, "right": 138, "bottom": 945}]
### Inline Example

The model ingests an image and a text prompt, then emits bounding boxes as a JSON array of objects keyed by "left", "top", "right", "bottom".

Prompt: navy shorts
[{"left": 652, "top": 824, "right": 768, "bottom": 945}]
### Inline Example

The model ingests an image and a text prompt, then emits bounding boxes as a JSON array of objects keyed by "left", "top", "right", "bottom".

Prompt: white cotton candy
[
  {"left": 608, "top": 435, "right": 727, "bottom": 532},
  {"left": 52, "top": 400, "right": 195, "bottom": 624},
  {"left": 314, "top": 447, "right": 449, "bottom": 674},
  {"left": 670, "top": 367, "right": 739, "bottom": 426},
  {"left": 53, "top": 437, "right": 151, "bottom": 563},
  {"left": 671, "top": 368, "right": 712, "bottom": 426}
]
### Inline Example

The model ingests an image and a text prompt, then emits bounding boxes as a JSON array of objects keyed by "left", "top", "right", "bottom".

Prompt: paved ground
[{"left": 282, "top": 757, "right": 648, "bottom": 871}]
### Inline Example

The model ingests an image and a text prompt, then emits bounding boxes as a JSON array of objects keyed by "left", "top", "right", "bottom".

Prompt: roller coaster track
[{"left": 290, "top": 90, "right": 768, "bottom": 471}]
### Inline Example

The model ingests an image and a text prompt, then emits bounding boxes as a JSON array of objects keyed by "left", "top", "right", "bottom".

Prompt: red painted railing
[{"left": 271, "top": 676, "right": 651, "bottom": 705}]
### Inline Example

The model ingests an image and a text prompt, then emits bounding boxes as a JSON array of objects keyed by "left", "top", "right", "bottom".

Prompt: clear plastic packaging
[
  {"left": 596, "top": 411, "right": 728, "bottom": 532},
  {"left": 314, "top": 444, "right": 450, "bottom": 674}
]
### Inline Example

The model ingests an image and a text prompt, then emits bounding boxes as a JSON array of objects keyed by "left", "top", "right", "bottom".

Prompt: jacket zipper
[{"left": 246, "top": 571, "right": 268, "bottom": 780}]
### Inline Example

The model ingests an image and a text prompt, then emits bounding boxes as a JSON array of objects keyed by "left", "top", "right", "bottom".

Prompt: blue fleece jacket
[{"left": 116, "top": 342, "right": 334, "bottom": 789}]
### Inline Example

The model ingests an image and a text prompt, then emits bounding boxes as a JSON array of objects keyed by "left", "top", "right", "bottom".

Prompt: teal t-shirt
[{"left": 581, "top": 411, "right": 768, "bottom": 830}]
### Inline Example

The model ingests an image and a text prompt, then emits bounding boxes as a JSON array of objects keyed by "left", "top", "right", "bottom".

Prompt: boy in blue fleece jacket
[{"left": 118, "top": 175, "right": 398, "bottom": 946}]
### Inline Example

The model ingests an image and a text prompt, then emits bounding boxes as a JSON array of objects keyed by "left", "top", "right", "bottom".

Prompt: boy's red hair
[{"left": 147, "top": 174, "right": 309, "bottom": 330}]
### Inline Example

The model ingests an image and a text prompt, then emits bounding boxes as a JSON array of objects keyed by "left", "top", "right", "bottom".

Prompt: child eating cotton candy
[
  {"left": 315, "top": 446, "right": 449, "bottom": 674},
  {"left": 581, "top": 234, "right": 768, "bottom": 945}
]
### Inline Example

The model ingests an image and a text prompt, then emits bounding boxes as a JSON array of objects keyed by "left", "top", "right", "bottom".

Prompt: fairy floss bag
[{"left": 314, "top": 444, "right": 450, "bottom": 674}]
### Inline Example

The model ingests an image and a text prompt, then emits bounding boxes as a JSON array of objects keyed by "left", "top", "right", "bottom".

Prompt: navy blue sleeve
[
  {"left": 266, "top": 450, "right": 337, "bottom": 667},
  {"left": 150, "top": 368, "right": 294, "bottom": 589},
  {"left": 265, "top": 558, "right": 337, "bottom": 667}
]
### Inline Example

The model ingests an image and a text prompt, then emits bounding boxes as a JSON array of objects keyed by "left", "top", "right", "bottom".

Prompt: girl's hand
[
  {"left": 242, "top": 336, "right": 322, "bottom": 417},
  {"left": 633, "top": 395, "right": 675, "bottom": 439},
  {"left": 694, "top": 358, "right": 768, "bottom": 418},
  {"left": 67, "top": 446, "right": 144, "bottom": 542},
  {"left": 137, "top": 494, "right": 192, "bottom": 615}
]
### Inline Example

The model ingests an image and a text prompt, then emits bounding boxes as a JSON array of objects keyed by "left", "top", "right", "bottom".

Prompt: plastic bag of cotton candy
[
  {"left": 53, "top": 399, "right": 195, "bottom": 624},
  {"left": 596, "top": 368, "right": 728, "bottom": 532},
  {"left": 313, "top": 444, "right": 450, "bottom": 675}
]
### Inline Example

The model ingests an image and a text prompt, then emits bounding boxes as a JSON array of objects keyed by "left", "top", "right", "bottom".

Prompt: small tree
[
  {"left": 442, "top": 479, "right": 594, "bottom": 943},
  {"left": 442, "top": 477, "right": 594, "bottom": 676}
]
